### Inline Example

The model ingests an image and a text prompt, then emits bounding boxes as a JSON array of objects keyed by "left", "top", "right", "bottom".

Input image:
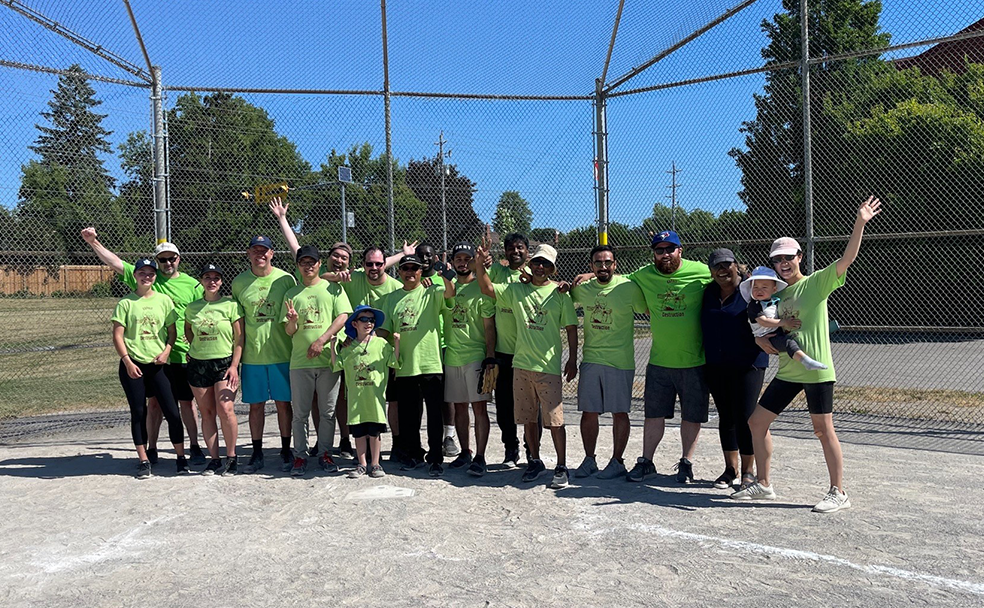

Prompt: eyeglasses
[
  {"left": 399, "top": 265, "right": 421, "bottom": 272},
  {"left": 591, "top": 260, "right": 615, "bottom": 268},
  {"left": 771, "top": 255, "right": 797, "bottom": 263},
  {"left": 156, "top": 256, "right": 178, "bottom": 264},
  {"left": 652, "top": 245, "right": 678, "bottom": 255},
  {"left": 297, "top": 258, "right": 319, "bottom": 266},
  {"left": 355, "top": 316, "right": 376, "bottom": 324},
  {"left": 364, "top": 261, "right": 384, "bottom": 268}
]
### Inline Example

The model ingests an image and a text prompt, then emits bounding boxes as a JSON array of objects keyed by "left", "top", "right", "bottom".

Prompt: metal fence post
[
  {"left": 381, "top": 0, "right": 395, "bottom": 254},
  {"left": 151, "top": 65, "right": 168, "bottom": 244},
  {"left": 594, "top": 78, "right": 609, "bottom": 246},
  {"left": 800, "top": 0, "right": 814, "bottom": 273}
]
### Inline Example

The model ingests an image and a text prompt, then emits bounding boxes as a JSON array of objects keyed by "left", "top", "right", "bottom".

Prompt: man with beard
[
  {"left": 570, "top": 245, "right": 647, "bottom": 480},
  {"left": 81, "top": 228, "right": 207, "bottom": 467},
  {"left": 443, "top": 242, "right": 496, "bottom": 477},
  {"left": 625, "top": 230, "right": 712, "bottom": 483}
]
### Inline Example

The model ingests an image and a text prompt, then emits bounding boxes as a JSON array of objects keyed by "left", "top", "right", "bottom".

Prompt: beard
[{"left": 656, "top": 256, "right": 681, "bottom": 274}]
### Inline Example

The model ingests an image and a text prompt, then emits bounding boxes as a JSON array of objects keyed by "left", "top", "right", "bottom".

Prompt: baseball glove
[{"left": 479, "top": 357, "right": 499, "bottom": 394}]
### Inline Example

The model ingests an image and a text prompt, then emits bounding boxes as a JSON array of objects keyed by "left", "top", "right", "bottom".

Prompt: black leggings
[
  {"left": 705, "top": 365, "right": 765, "bottom": 456},
  {"left": 494, "top": 352, "right": 519, "bottom": 451},
  {"left": 392, "top": 374, "right": 445, "bottom": 464},
  {"left": 119, "top": 359, "right": 184, "bottom": 447}
]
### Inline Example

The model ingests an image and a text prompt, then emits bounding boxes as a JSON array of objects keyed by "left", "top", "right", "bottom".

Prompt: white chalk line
[
  {"left": 589, "top": 522, "right": 984, "bottom": 597},
  {"left": 27, "top": 515, "right": 175, "bottom": 575}
]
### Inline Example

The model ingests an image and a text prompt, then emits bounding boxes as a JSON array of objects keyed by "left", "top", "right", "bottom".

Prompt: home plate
[{"left": 345, "top": 485, "right": 416, "bottom": 501}]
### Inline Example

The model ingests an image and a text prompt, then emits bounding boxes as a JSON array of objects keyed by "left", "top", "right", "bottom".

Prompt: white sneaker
[
  {"left": 812, "top": 486, "right": 851, "bottom": 513},
  {"left": 730, "top": 481, "right": 776, "bottom": 500},
  {"left": 597, "top": 458, "right": 627, "bottom": 480},
  {"left": 573, "top": 456, "right": 598, "bottom": 478}
]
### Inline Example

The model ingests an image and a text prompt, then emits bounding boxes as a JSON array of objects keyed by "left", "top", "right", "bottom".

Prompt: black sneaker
[
  {"left": 466, "top": 455, "right": 487, "bottom": 477},
  {"left": 338, "top": 437, "right": 355, "bottom": 460},
  {"left": 449, "top": 451, "right": 473, "bottom": 469},
  {"left": 549, "top": 465, "right": 570, "bottom": 489},
  {"left": 521, "top": 459, "right": 546, "bottom": 482},
  {"left": 400, "top": 457, "right": 425, "bottom": 471},
  {"left": 674, "top": 457, "right": 694, "bottom": 484},
  {"left": 503, "top": 447, "right": 520, "bottom": 468},
  {"left": 136, "top": 460, "right": 152, "bottom": 479},
  {"left": 626, "top": 457, "right": 656, "bottom": 482},
  {"left": 202, "top": 458, "right": 223, "bottom": 476},
  {"left": 280, "top": 450, "right": 293, "bottom": 472},
  {"left": 176, "top": 456, "right": 190, "bottom": 475},
  {"left": 428, "top": 462, "right": 444, "bottom": 478},
  {"left": 307, "top": 445, "right": 319, "bottom": 458},
  {"left": 244, "top": 451, "right": 264, "bottom": 474},
  {"left": 222, "top": 457, "right": 238, "bottom": 476},
  {"left": 189, "top": 444, "right": 207, "bottom": 466},
  {"left": 146, "top": 448, "right": 159, "bottom": 465}
]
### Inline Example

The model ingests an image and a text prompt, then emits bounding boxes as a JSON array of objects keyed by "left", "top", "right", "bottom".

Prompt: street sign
[{"left": 338, "top": 166, "right": 353, "bottom": 183}]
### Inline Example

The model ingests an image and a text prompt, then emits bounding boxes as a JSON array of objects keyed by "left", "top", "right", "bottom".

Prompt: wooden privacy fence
[{"left": 0, "top": 265, "right": 115, "bottom": 295}]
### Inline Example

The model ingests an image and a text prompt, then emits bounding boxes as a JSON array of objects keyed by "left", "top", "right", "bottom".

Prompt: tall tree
[
  {"left": 406, "top": 155, "right": 482, "bottom": 250},
  {"left": 491, "top": 190, "right": 533, "bottom": 237}
]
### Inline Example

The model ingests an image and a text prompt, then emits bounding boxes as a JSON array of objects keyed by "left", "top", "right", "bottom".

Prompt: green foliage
[
  {"left": 492, "top": 191, "right": 533, "bottom": 237},
  {"left": 406, "top": 156, "right": 482, "bottom": 249}
]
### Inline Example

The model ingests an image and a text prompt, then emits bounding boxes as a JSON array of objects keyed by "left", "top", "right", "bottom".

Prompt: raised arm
[
  {"left": 383, "top": 240, "right": 419, "bottom": 271},
  {"left": 836, "top": 196, "right": 881, "bottom": 277},
  {"left": 483, "top": 316, "right": 496, "bottom": 359},
  {"left": 475, "top": 244, "right": 496, "bottom": 299},
  {"left": 80, "top": 227, "right": 125, "bottom": 275},
  {"left": 269, "top": 197, "right": 300, "bottom": 256}
]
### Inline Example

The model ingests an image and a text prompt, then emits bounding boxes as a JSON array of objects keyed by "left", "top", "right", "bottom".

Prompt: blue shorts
[{"left": 241, "top": 362, "right": 292, "bottom": 404}]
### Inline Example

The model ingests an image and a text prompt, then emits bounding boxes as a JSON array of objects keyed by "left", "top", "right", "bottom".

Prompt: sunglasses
[
  {"left": 156, "top": 256, "right": 178, "bottom": 264},
  {"left": 529, "top": 259, "right": 553, "bottom": 267},
  {"left": 399, "top": 265, "right": 421, "bottom": 272},
  {"left": 652, "top": 245, "right": 678, "bottom": 255},
  {"left": 355, "top": 316, "right": 376, "bottom": 324},
  {"left": 364, "top": 261, "right": 384, "bottom": 268},
  {"left": 591, "top": 260, "right": 615, "bottom": 268},
  {"left": 771, "top": 255, "right": 797, "bottom": 263},
  {"left": 713, "top": 262, "right": 734, "bottom": 271}
]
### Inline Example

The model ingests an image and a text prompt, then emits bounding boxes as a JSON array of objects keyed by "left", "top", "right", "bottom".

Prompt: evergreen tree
[{"left": 491, "top": 190, "right": 533, "bottom": 237}]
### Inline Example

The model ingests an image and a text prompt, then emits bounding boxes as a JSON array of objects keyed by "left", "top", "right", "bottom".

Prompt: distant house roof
[{"left": 893, "top": 18, "right": 984, "bottom": 76}]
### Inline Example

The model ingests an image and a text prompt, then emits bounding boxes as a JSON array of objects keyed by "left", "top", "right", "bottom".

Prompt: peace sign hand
[{"left": 285, "top": 298, "right": 298, "bottom": 321}]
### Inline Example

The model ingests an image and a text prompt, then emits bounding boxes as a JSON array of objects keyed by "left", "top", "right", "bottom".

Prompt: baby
[{"left": 740, "top": 266, "right": 827, "bottom": 371}]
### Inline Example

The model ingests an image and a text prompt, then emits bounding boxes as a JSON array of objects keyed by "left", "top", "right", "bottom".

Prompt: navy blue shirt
[{"left": 701, "top": 282, "right": 768, "bottom": 369}]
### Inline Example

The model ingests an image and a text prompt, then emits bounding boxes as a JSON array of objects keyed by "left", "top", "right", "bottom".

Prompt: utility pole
[
  {"left": 435, "top": 130, "right": 451, "bottom": 253},
  {"left": 666, "top": 161, "right": 680, "bottom": 231}
]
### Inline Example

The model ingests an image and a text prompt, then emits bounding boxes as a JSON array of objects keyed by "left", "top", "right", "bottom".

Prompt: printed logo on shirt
[
  {"left": 587, "top": 298, "right": 613, "bottom": 329},
  {"left": 138, "top": 310, "right": 160, "bottom": 340},
  {"left": 526, "top": 301, "right": 547, "bottom": 331},
  {"left": 450, "top": 301, "right": 469, "bottom": 327},
  {"left": 299, "top": 295, "right": 324, "bottom": 328},
  {"left": 196, "top": 311, "right": 220, "bottom": 342},
  {"left": 657, "top": 290, "right": 687, "bottom": 317},
  {"left": 398, "top": 304, "right": 419, "bottom": 331},
  {"left": 352, "top": 359, "right": 379, "bottom": 386},
  {"left": 251, "top": 286, "right": 277, "bottom": 322}
]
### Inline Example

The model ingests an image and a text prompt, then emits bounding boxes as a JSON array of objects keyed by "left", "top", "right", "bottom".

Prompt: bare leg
[
  {"left": 680, "top": 421, "right": 701, "bottom": 460},
  {"left": 580, "top": 412, "right": 599, "bottom": 458},
  {"left": 612, "top": 412, "right": 630, "bottom": 461},
  {"left": 723, "top": 450, "right": 739, "bottom": 473},
  {"left": 215, "top": 382, "right": 238, "bottom": 458},
  {"left": 642, "top": 417, "right": 665, "bottom": 460},
  {"left": 369, "top": 435, "right": 381, "bottom": 467},
  {"left": 192, "top": 386, "right": 218, "bottom": 458},
  {"left": 249, "top": 402, "right": 266, "bottom": 442},
  {"left": 454, "top": 403, "right": 470, "bottom": 454},
  {"left": 274, "top": 400, "right": 292, "bottom": 442},
  {"left": 473, "top": 401, "right": 490, "bottom": 458},
  {"left": 739, "top": 453, "right": 755, "bottom": 477},
  {"left": 135, "top": 445, "right": 148, "bottom": 461},
  {"left": 524, "top": 422, "right": 541, "bottom": 460},
  {"left": 178, "top": 399, "right": 200, "bottom": 448},
  {"left": 549, "top": 425, "right": 567, "bottom": 467},
  {"left": 811, "top": 413, "right": 844, "bottom": 490},
  {"left": 748, "top": 405, "right": 778, "bottom": 486},
  {"left": 355, "top": 436, "right": 368, "bottom": 467}
]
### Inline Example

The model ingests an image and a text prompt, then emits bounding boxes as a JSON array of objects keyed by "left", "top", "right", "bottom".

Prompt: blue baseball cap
[
  {"left": 133, "top": 258, "right": 157, "bottom": 271},
  {"left": 650, "top": 230, "right": 682, "bottom": 248},
  {"left": 249, "top": 235, "right": 274, "bottom": 250},
  {"left": 344, "top": 305, "right": 385, "bottom": 339}
]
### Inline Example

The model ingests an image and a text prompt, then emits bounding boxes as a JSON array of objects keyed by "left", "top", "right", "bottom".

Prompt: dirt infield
[{"left": 1, "top": 410, "right": 983, "bottom": 607}]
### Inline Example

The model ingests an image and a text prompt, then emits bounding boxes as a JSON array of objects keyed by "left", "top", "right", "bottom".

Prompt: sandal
[{"left": 713, "top": 467, "right": 738, "bottom": 489}]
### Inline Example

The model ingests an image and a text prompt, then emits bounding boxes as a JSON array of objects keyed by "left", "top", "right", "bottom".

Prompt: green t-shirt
[
  {"left": 231, "top": 267, "right": 296, "bottom": 365},
  {"left": 488, "top": 263, "right": 524, "bottom": 355},
  {"left": 444, "top": 279, "right": 495, "bottom": 367},
  {"left": 111, "top": 292, "right": 177, "bottom": 365},
  {"left": 379, "top": 284, "right": 445, "bottom": 377},
  {"left": 332, "top": 336, "right": 399, "bottom": 425},
  {"left": 571, "top": 275, "right": 648, "bottom": 371},
  {"left": 775, "top": 262, "right": 846, "bottom": 384},
  {"left": 494, "top": 282, "right": 577, "bottom": 376},
  {"left": 281, "top": 280, "right": 353, "bottom": 369},
  {"left": 341, "top": 269, "right": 402, "bottom": 308},
  {"left": 122, "top": 262, "right": 203, "bottom": 363},
  {"left": 184, "top": 297, "right": 243, "bottom": 361},
  {"left": 628, "top": 259, "right": 712, "bottom": 369}
]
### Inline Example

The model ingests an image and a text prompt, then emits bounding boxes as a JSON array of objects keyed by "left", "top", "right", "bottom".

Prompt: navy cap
[
  {"left": 199, "top": 262, "right": 223, "bottom": 277},
  {"left": 398, "top": 254, "right": 422, "bottom": 268},
  {"left": 451, "top": 242, "right": 475, "bottom": 258},
  {"left": 296, "top": 244, "right": 321, "bottom": 262},
  {"left": 651, "top": 230, "right": 682, "bottom": 248},
  {"left": 249, "top": 235, "right": 274, "bottom": 250},
  {"left": 133, "top": 258, "right": 157, "bottom": 271}
]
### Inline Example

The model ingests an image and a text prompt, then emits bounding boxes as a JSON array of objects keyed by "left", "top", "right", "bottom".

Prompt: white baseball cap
[
  {"left": 769, "top": 237, "right": 801, "bottom": 258},
  {"left": 154, "top": 242, "right": 180, "bottom": 257}
]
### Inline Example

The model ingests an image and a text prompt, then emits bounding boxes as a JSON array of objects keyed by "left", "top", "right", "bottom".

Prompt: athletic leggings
[
  {"left": 392, "top": 374, "right": 445, "bottom": 464},
  {"left": 704, "top": 364, "right": 765, "bottom": 456},
  {"left": 119, "top": 359, "right": 184, "bottom": 446}
]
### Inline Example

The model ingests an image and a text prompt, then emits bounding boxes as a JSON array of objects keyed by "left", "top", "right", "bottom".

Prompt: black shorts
[
  {"left": 146, "top": 362, "right": 195, "bottom": 402},
  {"left": 187, "top": 356, "right": 234, "bottom": 389},
  {"left": 759, "top": 378, "right": 835, "bottom": 415},
  {"left": 349, "top": 422, "right": 387, "bottom": 438}
]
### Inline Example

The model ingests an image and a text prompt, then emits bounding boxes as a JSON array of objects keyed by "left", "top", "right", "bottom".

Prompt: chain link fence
[{"left": 1, "top": 1, "right": 982, "bottom": 428}]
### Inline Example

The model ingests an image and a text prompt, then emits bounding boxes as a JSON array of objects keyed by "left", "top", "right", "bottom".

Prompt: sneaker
[
  {"left": 338, "top": 438, "right": 355, "bottom": 460},
  {"left": 347, "top": 465, "right": 367, "bottom": 479},
  {"left": 176, "top": 456, "right": 190, "bottom": 475},
  {"left": 466, "top": 455, "right": 487, "bottom": 477},
  {"left": 626, "top": 457, "right": 656, "bottom": 482},
  {"left": 319, "top": 452, "right": 338, "bottom": 473},
  {"left": 222, "top": 457, "right": 238, "bottom": 476},
  {"left": 597, "top": 458, "right": 628, "bottom": 480},
  {"left": 449, "top": 451, "right": 473, "bottom": 469},
  {"left": 388, "top": 446, "right": 405, "bottom": 463},
  {"left": 202, "top": 458, "right": 223, "bottom": 476},
  {"left": 502, "top": 447, "right": 520, "bottom": 468},
  {"left": 368, "top": 464, "right": 385, "bottom": 478},
  {"left": 400, "top": 458, "right": 425, "bottom": 471},
  {"left": 550, "top": 465, "right": 570, "bottom": 489},
  {"left": 737, "top": 473, "right": 757, "bottom": 491},
  {"left": 574, "top": 456, "right": 598, "bottom": 478},
  {"left": 280, "top": 450, "right": 293, "bottom": 472},
  {"left": 290, "top": 457, "right": 307, "bottom": 477},
  {"left": 428, "top": 462, "right": 444, "bottom": 478},
  {"left": 521, "top": 459, "right": 546, "bottom": 483},
  {"left": 244, "top": 451, "right": 264, "bottom": 474},
  {"left": 713, "top": 467, "right": 739, "bottom": 490},
  {"left": 812, "top": 486, "right": 851, "bottom": 513},
  {"left": 731, "top": 481, "right": 776, "bottom": 500},
  {"left": 674, "top": 458, "right": 694, "bottom": 483},
  {"left": 442, "top": 436, "right": 460, "bottom": 458},
  {"left": 189, "top": 444, "right": 207, "bottom": 466},
  {"left": 136, "top": 460, "right": 152, "bottom": 479},
  {"left": 146, "top": 448, "right": 159, "bottom": 465}
]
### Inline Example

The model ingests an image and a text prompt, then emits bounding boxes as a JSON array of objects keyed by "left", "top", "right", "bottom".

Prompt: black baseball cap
[
  {"left": 199, "top": 262, "right": 224, "bottom": 277},
  {"left": 398, "top": 254, "right": 422, "bottom": 268},
  {"left": 451, "top": 242, "right": 475, "bottom": 258},
  {"left": 296, "top": 244, "right": 321, "bottom": 262}
]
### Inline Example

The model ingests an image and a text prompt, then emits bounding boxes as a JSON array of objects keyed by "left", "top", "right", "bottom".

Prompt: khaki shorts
[
  {"left": 445, "top": 361, "right": 491, "bottom": 403},
  {"left": 513, "top": 368, "right": 564, "bottom": 427}
]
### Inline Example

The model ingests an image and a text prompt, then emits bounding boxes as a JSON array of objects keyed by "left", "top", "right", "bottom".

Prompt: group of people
[{"left": 83, "top": 194, "right": 881, "bottom": 513}]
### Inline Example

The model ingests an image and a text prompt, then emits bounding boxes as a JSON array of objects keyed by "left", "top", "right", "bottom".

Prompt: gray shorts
[
  {"left": 445, "top": 361, "right": 491, "bottom": 403},
  {"left": 577, "top": 362, "right": 633, "bottom": 414},
  {"left": 643, "top": 364, "right": 709, "bottom": 423}
]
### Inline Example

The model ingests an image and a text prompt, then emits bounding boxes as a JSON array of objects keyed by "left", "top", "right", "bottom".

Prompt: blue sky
[{"left": 1, "top": 1, "right": 980, "bottom": 234}]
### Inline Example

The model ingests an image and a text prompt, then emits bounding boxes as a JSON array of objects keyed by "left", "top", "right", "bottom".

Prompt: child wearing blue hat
[
  {"left": 740, "top": 267, "right": 826, "bottom": 371},
  {"left": 330, "top": 304, "right": 401, "bottom": 478}
]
